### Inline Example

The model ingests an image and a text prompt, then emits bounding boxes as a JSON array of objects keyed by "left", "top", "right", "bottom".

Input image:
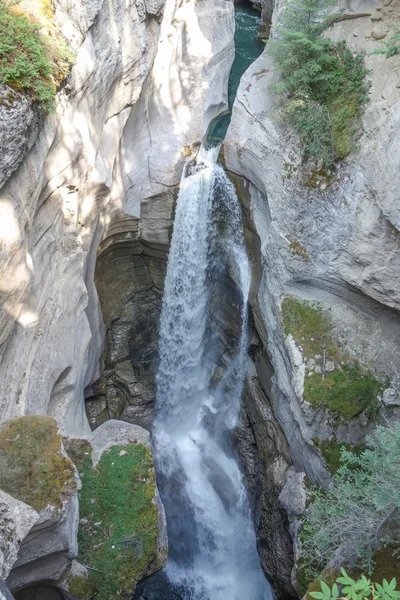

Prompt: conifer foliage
[
  {"left": 300, "top": 424, "right": 400, "bottom": 582},
  {"left": 268, "top": 0, "right": 369, "bottom": 168}
]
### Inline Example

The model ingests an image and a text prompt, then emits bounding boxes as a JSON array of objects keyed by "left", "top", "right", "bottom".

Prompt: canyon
[{"left": 0, "top": 0, "right": 399, "bottom": 598}]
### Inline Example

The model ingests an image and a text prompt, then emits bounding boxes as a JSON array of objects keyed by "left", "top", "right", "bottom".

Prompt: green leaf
[
  {"left": 310, "top": 593, "right": 325, "bottom": 599},
  {"left": 338, "top": 576, "right": 353, "bottom": 585},
  {"left": 342, "top": 586, "right": 353, "bottom": 595},
  {"left": 376, "top": 584, "right": 386, "bottom": 595},
  {"left": 332, "top": 584, "right": 339, "bottom": 599},
  {"left": 321, "top": 581, "right": 331, "bottom": 596}
]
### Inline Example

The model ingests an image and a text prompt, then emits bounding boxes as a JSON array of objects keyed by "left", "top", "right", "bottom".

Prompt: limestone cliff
[
  {"left": 0, "top": 0, "right": 234, "bottom": 592},
  {"left": 226, "top": 0, "right": 400, "bottom": 483},
  {"left": 0, "top": 0, "right": 234, "bottom": 437},
  {"left": 225, "top": 0, "right": 400, "bottom": 589}
]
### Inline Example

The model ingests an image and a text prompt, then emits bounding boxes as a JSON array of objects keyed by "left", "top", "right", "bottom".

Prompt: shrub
[
  {"left": 300, "top": 425, "right": 400, "bottom": 582},
  {"left": 310, "top": 569, "right": 400, "bottom": 600},
  {"left": 0, "top": 1, "right": 74, "bottom": 109},
  {"left": 268, "top": 0, "right": 369, "bottom": 167}
]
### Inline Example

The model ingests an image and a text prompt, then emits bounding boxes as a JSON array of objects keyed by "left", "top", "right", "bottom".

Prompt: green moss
[
  {"left": 283, "top": 161, "right": 297, "bottom": 180},
  {"left": 281, "top": 296, "right": 340, "bottom": 361},
  {"left": 73, "top": 443, "right": 161, "bottom": 600},
  {"left": 369, "top": 545, "right": 400, "bottom": 582},
  {"left": 69, "top": 575, "right": 98, "bottom": 599},
  {"left": 305, "top": 167, "right": 334, "bottom": 190},
  {"left": 281, "top": 296, "right": 384, "bottom": 418},
  {"left": 313, "top": 439, "right": 365, "bottom": 474},
  {"left": 0, "top": 415, "right": 77, "bottom": 511},
  {"left": 300, "top": 568, "right": 339, "bottom": 600},
  {"left": 306, "top": 367, "right": 382, "bottom": 418}
]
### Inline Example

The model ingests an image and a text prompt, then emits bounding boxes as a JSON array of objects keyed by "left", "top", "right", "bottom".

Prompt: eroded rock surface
[
  {"left": 85, "top": 197, "right": 172, "bottom": 430},
  {"left": 0, "top": 492, "right": 39, "bottom": 582},
  {"left": 0, "top": 0, "right": 234, "bottom": 437},
  {"left": 225, "top": 0, "right": 400, "bottom": 489},
  {"left": 0, "top": 416, "right": 79, "bottom": 593}
]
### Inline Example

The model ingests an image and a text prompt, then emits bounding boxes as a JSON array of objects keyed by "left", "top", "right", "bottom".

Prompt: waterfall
[{"left": 148, "top": 145, "right": 272, "bottom": 600}]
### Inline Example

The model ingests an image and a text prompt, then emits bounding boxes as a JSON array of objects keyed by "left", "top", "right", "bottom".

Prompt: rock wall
[
  {"left": 0, "top": 0, "right": 235, "bottom": 437},
  {"left": 225, "top": 0, "right": 400, "bottom": 492},
  {"left": 250, "top": 0, "right": 275, "bottom": 38},
  {"left": 0, "top": 0, "right": 235, "bottom": 592},
  {"left": 85, "top": 196, "right": 173, "bottom": 430}
]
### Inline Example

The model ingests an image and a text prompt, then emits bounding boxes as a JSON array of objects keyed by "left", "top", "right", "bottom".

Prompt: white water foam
[{"left": 153, "top": 145, "right": 272, "bottom": 600}]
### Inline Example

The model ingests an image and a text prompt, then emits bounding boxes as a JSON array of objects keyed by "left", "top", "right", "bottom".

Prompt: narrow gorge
[{"left": 0, "top": 0, "right": 399, "bottom": 599}]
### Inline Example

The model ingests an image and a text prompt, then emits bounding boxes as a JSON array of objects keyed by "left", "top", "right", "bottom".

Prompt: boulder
[
  {"left": 64, "top": 420, "right": 167, "bottom": 599},
  {"left": 0, "top": 416, "right": 80, "bottom": 593},
  {"left": 0, "top": 492, "right": 38, "bottom": 581}
]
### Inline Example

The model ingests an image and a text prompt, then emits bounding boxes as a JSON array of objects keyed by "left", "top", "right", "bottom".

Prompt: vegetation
[
  {"left": 313, "top": 439, "right": 364, "bottom": 474},
  {"left": 310, "top": 569, "right": 400, "bottom": 600},
  {"left": 72, "top": 443, "right": 163, "bottom": 600},
  {"left": 289, "top": 239, "right": 310, "bottom": 260},
  {"left": 0, "top": 415, "right": 77, "bottom": 511},
  {"left": 0, "top": 0, "right": 74, "bottom": 110},
  {"left": 305, "top": 366, "right": 382, "bottom": 418},
  {"left": 372, "top": 25, "right": 400, "bottom": 58},
  {"left": 300, "top": 425, "right": 400, "bottom": 582},
  {"left": 268, "top": 0, "right": 369, "bottom": 168},
  {"left": 281, "top": 296, "right": 384, "bottom": 418}
]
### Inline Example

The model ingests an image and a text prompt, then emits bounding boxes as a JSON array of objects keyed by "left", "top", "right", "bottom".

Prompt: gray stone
[
  {"left": 372, "top": 27, "right": 387, "bottom": 39},
  {"left": 90, "top": 419, "right": 152, "bottom": 465},
  {"left": 0, "top": 87, "right": 41, "bottom": 188},
  {"left": 7, "top": 496, "right": 79, "bottom": 593},
  {"left": 0, "top": 491, "right": 39, "bottom": 580},
  {"left": 144, "top": 0, "right": 164, "bottom": 15},
  {"left": 279, "top": 472, "right": 307, "bottom": 518},
  {"left": 234, "top": 353, "right": 297, "bottom": 600},
  {"left": 382, "top": 388, "right": 400, "bottom": 407},
  {"left": 225, "top": 14, "right": 400, "bottom": 488},
  {"left": 0, "top": 0, "right": 235, "bottom": 437}
]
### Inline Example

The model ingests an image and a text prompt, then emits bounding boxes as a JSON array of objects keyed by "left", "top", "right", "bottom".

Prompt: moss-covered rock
[
  {"left": 70, "top": 435, "right": 166, "bottom": 600},
  {"left": 281, "top": 296, "right": 384, "bottom": 419},
  {"left": 0, "top": 415, "right": 77, "bottom": 511}
]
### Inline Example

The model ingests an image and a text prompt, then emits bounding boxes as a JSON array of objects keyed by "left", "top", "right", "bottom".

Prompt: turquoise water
[{"left": 206, "top": 2, "right": 265, "bottom": 145}]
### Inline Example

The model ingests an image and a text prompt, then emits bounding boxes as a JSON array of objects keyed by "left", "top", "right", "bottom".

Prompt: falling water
[{"left": 140, "top": 145, "right": 273, "bottom": 600}]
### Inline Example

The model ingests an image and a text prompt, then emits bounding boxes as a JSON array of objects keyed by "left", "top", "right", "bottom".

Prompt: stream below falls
[{"left": 134, "top": 5, "right": 269, "bottom": 600}]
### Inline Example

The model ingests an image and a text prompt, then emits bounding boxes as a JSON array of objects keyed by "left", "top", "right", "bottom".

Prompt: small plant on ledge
[
  {"left": 299, "top": 424, "right": 400, "bottom": 585},
  {"left": 371, "top": 24, "right": 400, "bottom": 58}
]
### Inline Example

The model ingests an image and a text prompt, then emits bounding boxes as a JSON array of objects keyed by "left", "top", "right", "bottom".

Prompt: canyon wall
[
  {"left": 0, "top": 0, "right": 234, "bottom": 593},
  {"left": 0, "top": 0, "right": 234, "bottom": 437},
  {"left": 225, "top": 0, "right": 400, "bottom": 587}
]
